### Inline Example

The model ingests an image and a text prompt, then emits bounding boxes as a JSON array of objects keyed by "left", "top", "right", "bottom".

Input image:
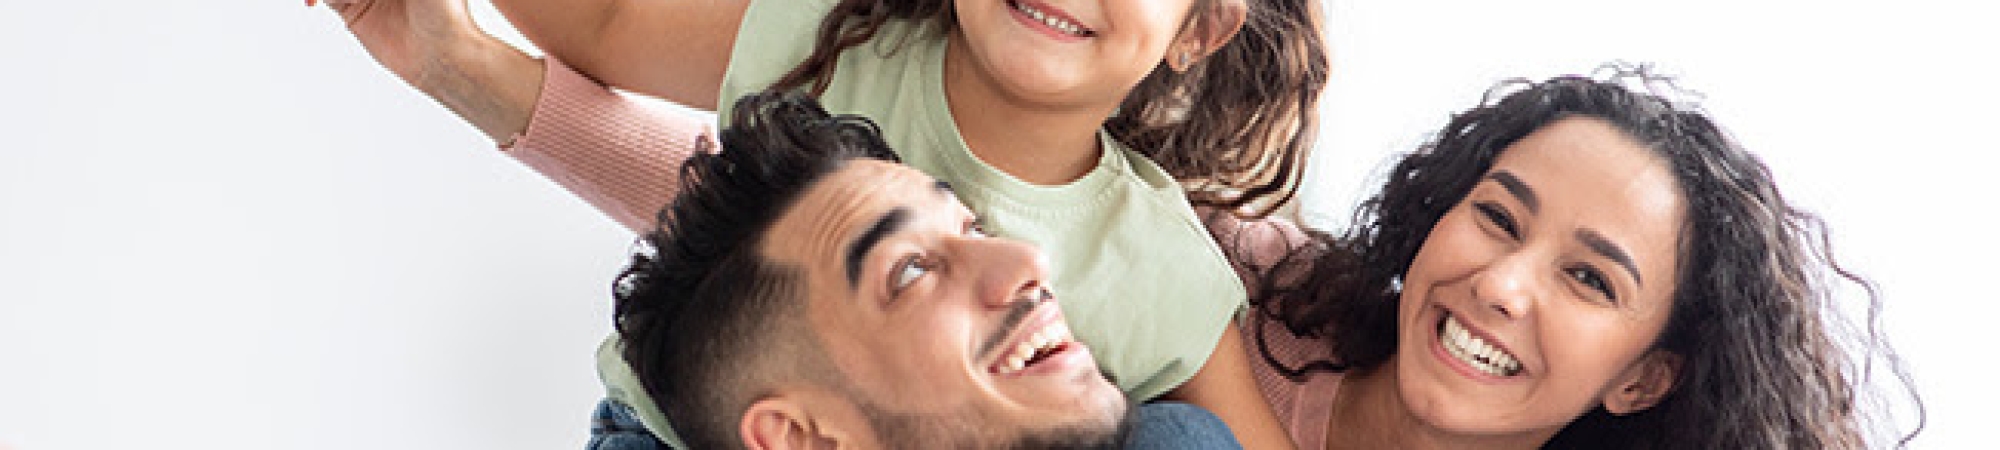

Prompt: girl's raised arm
[
  {"left": 323, "top": 0, "right": 713, "bottom": 233},
  {"left": 492, "top": 0, "right": 750, "bottom": 110}
]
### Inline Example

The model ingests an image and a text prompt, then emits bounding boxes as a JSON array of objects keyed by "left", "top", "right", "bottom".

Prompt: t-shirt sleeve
[
  {"left": 502, "top": 58, "right": 717, "bottom": 234},
  {"left": 716, "top": 0, "right": 842, "bottom": 121}
]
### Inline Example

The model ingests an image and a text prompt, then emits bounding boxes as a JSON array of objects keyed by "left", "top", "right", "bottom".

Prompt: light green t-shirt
[{"left": 601, "top": 0, "right": 1246, "bottom": 445}]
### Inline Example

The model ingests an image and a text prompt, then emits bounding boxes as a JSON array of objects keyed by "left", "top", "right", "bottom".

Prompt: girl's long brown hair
[{"left": 770, "top": 0, "right": 1328, "bottom": 217}]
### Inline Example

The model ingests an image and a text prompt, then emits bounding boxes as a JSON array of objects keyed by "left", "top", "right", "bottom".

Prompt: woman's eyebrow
[
  {"left": 1488, "top": 170, "right": 1540, "bottom": 213},
  {"left": 1577, "top": 229, "right": 1643, "bottom": 287}
]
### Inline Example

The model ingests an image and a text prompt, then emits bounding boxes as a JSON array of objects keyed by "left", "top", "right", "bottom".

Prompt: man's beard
[{"left": 857, "top": 397, "right": 1134, "bottom": 450}]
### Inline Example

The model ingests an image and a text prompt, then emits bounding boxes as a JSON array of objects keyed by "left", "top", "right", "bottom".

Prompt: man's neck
[{"left": 941, "top": 35, "right": 1113, "bottom": 186}]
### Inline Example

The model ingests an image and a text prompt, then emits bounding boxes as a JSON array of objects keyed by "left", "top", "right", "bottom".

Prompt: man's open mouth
[{"left": 990, "top": 319, "right": 1075, "bottom": 375}]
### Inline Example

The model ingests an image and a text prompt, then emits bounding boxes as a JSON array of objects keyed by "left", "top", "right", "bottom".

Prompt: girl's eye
[
  {"left": 889, "top": 255, "right": 931, "bottom": 297},
  {"left": 1474, "top": 202, "right": 1520, "bottom": 239},
  {"left": 965, "top": 220, "right": 988, "bottom": 238},
  {"left": 1565, "top": 265, "right": 1618, "bottom": 303}
]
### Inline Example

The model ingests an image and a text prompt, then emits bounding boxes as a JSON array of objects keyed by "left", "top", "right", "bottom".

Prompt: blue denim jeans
[
  {"left": 1124, "top": 401, "right": 1244, "bottom": 449},
  {"left": 586, "top": 398, "right": 1242, "bottom": 449},
  {"left": 587, "top": 399, "right": 667, "bottom": 450}
]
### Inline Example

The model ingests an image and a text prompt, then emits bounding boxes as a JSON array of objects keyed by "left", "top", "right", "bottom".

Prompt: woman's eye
[
  {"left": 890, "top": 255, "right": 931, "bottom": 295},
  {"left": 1474, "top": 202, "right": 1520, "bottom": 239},
  {"left": 1566, "top": 266, "right": 1618, "bottom": 302}
]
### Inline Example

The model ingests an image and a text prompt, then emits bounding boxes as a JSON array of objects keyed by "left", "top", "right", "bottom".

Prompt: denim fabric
[
  {"left": 588, "top": 398, "right": 670, "bottom": 450},
  {"left": 585, "top": 398, "right": 1242, "bottom": 449},
  {"left": 1124, "top": 401, "right": 1244, "bottom": 450}
]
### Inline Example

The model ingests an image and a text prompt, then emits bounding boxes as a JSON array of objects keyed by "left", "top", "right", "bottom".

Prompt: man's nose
[{"left": 956, "top": 238, "right": 1054, "bottom": 308}]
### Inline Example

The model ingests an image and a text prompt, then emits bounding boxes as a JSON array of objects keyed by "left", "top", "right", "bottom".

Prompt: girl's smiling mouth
[{"left": 1008, "top": 0, "right": 1097, "bottom": 39}]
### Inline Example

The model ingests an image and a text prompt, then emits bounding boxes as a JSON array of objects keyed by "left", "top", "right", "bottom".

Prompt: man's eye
[{"left": 891, "top": 255, "right": 931, "bottom": 295}]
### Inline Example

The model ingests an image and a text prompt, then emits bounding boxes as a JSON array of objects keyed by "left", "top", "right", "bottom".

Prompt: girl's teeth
[{"left": 1013, "top": 2, "right": 1089, "bottom": 36}]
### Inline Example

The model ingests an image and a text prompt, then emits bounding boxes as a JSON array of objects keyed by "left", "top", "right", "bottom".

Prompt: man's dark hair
[{"left": 611, "top": 92, "right": 899, "bottom": 449}]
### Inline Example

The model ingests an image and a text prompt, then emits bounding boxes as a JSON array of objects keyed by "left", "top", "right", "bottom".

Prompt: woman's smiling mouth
[{"left": 1439, "top": 313, "right": 1523, "bottom": 377}]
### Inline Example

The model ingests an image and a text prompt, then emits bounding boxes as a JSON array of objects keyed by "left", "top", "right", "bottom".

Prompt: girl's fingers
[{"left": 312, "top": 0, "right": 362, "bottom": 22}]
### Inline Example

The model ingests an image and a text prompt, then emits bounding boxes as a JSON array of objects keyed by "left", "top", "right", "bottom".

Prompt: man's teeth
[
  {"left": 998, "top": 324, "right": 1069, "bottom": 374},
  {"left": 1012, "top": 1, "right": 1090, "bottom": 36},
  {"left": 1442, "top": 315, "right": 1522, "bottom": 377}
]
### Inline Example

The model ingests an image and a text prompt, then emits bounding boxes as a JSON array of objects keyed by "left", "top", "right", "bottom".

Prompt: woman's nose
[{"left": 1471, "top": 252, "right": 1540, "bottom": 320}]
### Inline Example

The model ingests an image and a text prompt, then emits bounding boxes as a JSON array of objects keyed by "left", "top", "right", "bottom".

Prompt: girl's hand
[
  {"left": 310, "top": 0, "right": 545, "bottom": 143},
  {"left": 311, "top": 0, "right": 479, "bottom": 93}
]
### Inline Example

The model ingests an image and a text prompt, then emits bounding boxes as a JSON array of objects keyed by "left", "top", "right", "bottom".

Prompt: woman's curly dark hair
[
  {"left": 769, "top": 0, "right": 1328, "bottom": 217},
  {"left": 1249, "top": 67, "right": 1924, "bottom": 448}
]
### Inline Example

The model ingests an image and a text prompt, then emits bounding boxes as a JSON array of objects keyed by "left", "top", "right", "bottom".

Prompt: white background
[{"left": 0, "top": 1, "right": 1990, "bottom": 448}]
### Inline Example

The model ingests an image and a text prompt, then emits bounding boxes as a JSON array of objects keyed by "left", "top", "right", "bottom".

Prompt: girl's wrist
[{"left": 426, "top": 31, "right": 544, "bottom": 142}]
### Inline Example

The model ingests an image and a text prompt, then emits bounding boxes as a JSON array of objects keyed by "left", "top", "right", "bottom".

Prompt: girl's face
[
  {"left": 948, "top": 0, "right": 1231, "bottom": 110},
  {"left": 1391, "top": 117, "right": 1687, "bottom": 443}
]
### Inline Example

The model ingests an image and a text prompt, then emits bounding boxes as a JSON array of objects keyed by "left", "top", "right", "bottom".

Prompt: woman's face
[{"left": 1391, "top": 117, "right": 1687, "bottom": 442}]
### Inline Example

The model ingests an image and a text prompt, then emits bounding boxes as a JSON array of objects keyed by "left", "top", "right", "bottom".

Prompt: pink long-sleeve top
[
  {"left": 504, "top": 57, "right": 1347, "bottom": 449},
  {"left": 1205, "top": 211, "right": 1349, "bottom": 449},
  {"left": 500, "top": 59, "right": 714, "bottom": 234}
]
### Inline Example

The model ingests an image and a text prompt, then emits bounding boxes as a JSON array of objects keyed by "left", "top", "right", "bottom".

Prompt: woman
[{"left": 1211, "top": 70, "right": 1924, "bottom": 448}]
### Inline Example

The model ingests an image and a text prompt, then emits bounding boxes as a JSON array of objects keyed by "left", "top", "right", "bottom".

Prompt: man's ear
[
  {"left": 740, "top": 397, "right": 846, "bottom": 450},
  {"left": 1167, "top": 0, "right": 1248, "bottom": 72},
  {"left": 1602, "top": 350, "right": 1682, "bottom": 415}
]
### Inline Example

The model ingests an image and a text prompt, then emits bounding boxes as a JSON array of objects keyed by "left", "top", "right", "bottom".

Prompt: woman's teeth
[
  {"left": 1011, "top": 1, "right": 1092, "bottom": 36},
  {"left": 1441, "top": 315, "right": 1522, "bottom": 377},
  {"left": 997, "top": 323, "right": 1069, "bottom": 374}
]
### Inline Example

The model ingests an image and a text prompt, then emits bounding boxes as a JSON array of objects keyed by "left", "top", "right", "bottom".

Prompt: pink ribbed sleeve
[
  {"left": 1203, "top": 209, "right": 1344, "bottom": 449},
  {"left": 501, "top": 58, "right": 717, "bottom": 234},
  {"left": 1201, "top": 208, "right": 1314, "bottom": 289}
]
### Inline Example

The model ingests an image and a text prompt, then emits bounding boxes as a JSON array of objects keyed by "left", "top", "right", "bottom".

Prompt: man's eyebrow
[
  {"left": 1488, "top": 171, "right": 1540, "bottom": 214},
  {"left": 846, "top": 207, "right": 909, "bottom": 290},
  {"left": 1577, "top": 229, "right": 1643, "bottom": 288}
]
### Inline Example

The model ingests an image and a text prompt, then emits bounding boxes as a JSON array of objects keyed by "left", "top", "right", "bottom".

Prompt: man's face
[{"left": 761, "top": 160, "right": 1128, "bottom": 447}]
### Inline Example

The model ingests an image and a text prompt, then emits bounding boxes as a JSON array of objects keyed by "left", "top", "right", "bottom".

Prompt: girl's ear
[
  {"left": 1602, "top": 350, "right": 1683, "bottom": 415},
  {"left": 1167, "top": 0, "right": 1248, "bottom": 72},
  {"left": 741, "top": 397, "right": 849, "bottom": 450}
]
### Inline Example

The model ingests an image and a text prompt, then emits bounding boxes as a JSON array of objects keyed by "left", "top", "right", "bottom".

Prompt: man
[
  {"left": 611, "top": 91, "right": 1130, "bottom": 448},
  {"left": 312, "top": 1, "right": 1251, "bottom": 448}
]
